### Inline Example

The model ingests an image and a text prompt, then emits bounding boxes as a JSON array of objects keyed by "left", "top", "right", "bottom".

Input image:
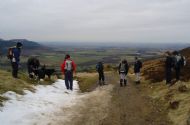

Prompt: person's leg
[
  {"left": 135, "top": 73, "right": 138, "bottom": 83},
  {"left": 120, "top": 73, "right": 124, "bottom": 87},
  {"left": 68, "top": 71, "right": 73, "bottom": 90},
  {"left": 65, "top": 72, "right": 69, "bottom": 90},
  {"left": 124, "top": 75, "right": 127, "bottom": 86},
  {"left": 12, "top": 62, "right": 18, "bottom": 78},
  {"left": 137, "top": 72, "right": 141, "bottom": 83},
  {"left": 98, "top": 72, "right": 102, "bottom": 86},
  {"left": 101, "top": 72, "right": 105, "bottom": 85},
  {"left": 166, "top": 68, "right": 172, "bottom": 84}
]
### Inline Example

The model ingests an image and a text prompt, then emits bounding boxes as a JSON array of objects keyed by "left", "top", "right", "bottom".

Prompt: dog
[{"left": 31, "top": 66, "right": 56, "bottom": 81}]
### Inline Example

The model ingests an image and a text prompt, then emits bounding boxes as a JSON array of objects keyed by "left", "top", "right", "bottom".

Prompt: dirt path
[
  {"left": 102, "top": 76, "right": 172, "bottom": 125},
  {"left": 55, "top": 73, "right": 172, "bottom": 125}
]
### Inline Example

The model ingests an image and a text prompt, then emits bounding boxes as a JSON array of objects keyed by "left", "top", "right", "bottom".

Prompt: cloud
[{"left": 0, "top": 0, "right": 190, "bottom": 43}]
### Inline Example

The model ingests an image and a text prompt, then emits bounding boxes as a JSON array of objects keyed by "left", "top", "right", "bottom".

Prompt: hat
[{"left": 16, "top": 42, "right": 23, "bottom": 48}]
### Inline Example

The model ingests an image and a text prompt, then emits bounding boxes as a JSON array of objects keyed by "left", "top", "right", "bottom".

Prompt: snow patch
[{"left": 0, "top": 79, "right": 80, "bottom": 125}]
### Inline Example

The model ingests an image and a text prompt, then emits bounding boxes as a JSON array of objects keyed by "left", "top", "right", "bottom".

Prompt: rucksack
[
  {"left": 180, "top": 56, "right": 186, "bottom": 67},
  {"left": 96, "top": 63, "right": 103, "bottom": 71},
  {"left": 7, "top": 47, "right": 14, "bottom": 59},
  {"left": 65, "top": 60, "right": 73, "bottom": 71},
  {"left": 120, "top": 63, "right": 126, "bottom": 73}
]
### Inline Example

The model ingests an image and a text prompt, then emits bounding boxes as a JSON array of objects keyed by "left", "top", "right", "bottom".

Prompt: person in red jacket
[{"left": 61, "top": 54, "right": 76, "bottom": 90}]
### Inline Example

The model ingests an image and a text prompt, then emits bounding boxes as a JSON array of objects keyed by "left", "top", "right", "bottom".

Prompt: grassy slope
[
  {"left": 141, "top": 47, "right": 190, "bottom": 125},
  {"left": 141, "top": 77, "right": 190, "bottom": 125},
  {"left": 76, "top": 72, "right": 98, "bottom": 92}
]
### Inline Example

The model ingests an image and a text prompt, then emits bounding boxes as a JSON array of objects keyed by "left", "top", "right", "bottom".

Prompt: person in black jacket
[
  {"left": 165, "top": 52, "right": 174, "bottom": 84},
  {"left": 96, "top": 62, "right": 105, "bottom": 86},
  {"left": 134, "top": 57, "right": 142, "bottom": 84},
  {"left": 27, "top": 57, "right": 40, "bottom": 79},
  {"left": 118, "top": 59, "right": 129, "bottom": 87}
]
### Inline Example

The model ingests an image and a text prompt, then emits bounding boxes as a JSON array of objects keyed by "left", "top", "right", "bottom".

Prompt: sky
[{"left": 0, "top": 0, "right": 190, "bottom": 43}]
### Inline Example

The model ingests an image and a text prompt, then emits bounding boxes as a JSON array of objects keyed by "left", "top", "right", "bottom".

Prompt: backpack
[
  {"left": 65, "top": 60, "right": 73, "bottom": 71},
  {"left": 96, "top": 62, "right": 103, "bottom": 71},
  {"left": 7, "top": 47, "right": 14, "bottom": 59},
  {"left": 180, "top": 56, "right": 186, "bottom": 67},
  {"left": 120, "top": 63, "right": 126, "bottom": 73}
]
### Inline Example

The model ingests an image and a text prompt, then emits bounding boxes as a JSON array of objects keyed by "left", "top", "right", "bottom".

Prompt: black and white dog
[{"left": 32, "top": 65, "right": 56, "bottom": 81}]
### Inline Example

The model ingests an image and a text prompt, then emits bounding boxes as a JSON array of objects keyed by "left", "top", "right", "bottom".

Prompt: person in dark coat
[
  {"left": 118, "top": 59, "right": 129, "bottom": 87},
  {"left": 134, "top": 57, "right": 142, "bottom": 84},
  {"left": 96, "top": 62, "right": 105, "bottom": 86},
  {"left": 165, "top": 52, "right": 174, "bottom": 84},
  {"left": 173, "top": 51, "right": 183, "bottom": 81},
  {"left": 9, "top": 42, "right": 23, "bottom": 78},
  {"left": 27, "top": 57, "right": 40, "bottom": 79}
]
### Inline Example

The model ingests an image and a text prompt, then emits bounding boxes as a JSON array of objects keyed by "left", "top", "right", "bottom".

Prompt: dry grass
[
  {"left": 76, "top": 72, "right": 98, "bottom": 92},
  {"left": 146, "top": 80, "right": 190, "bottom": 125}
]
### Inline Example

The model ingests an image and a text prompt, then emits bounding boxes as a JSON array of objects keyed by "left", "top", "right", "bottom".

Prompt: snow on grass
[{"left": 0, "top": 79, "right": 80, "bottom": 125}]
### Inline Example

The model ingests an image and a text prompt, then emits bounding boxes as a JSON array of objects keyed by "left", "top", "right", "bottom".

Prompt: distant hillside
[
  {"left": 0, "top": 39, "right": 49, "bottom": 55},
  {"left": 142, "top": 47, "right": 190, "bottom": 82}
]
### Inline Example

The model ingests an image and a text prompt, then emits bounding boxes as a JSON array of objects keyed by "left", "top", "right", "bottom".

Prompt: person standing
[
  {"left": 165, "top": 52, "right": 174, "bottom": 85},
  {"left": 118, "top": 59, "right": 129, "bottom": 87},
  {"left": 134, "top": 57, "right": 142, "bottom": 84},
  {"left": 96, "top": 61, "right": 105, "bottom": 86},
  {"left": 8, "top": 42, "right": 23, "bottom": 78},
  {"left": 61, "top": 54, "right": 76, "bottom": 90},
  {"left": 173, "top": 51, "right": 186, "bottom": 82}
]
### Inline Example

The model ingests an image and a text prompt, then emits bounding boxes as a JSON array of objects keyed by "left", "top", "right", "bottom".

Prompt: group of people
[
  {"left": 165, "top": 51, "right": 186, "bottom": 85},
  {"left": 8, "top": 42, "right": 186, "bottom": 90},
  {"left": 7, "top": 42, "right": 77, "bottom": 91},
  {"left": 96, "top": 57, "right": 143, "bottom": 87}
]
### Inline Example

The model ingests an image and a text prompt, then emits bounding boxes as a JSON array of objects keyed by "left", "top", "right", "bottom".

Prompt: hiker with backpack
[
  {"left": 118, "top": 59, "right": 129, "bottom": 87},
  {"left": 134, "top": 57, "right": 142, "bottom": 84},
  {"left": 173, "top": 51, "right": 186, "bottom": 81},
  {"left": 27, "top": 57, "right": 40, "bottom": 79},
  {"left": 96, "top": 61, "right": 105, "bottom": 86},
  {"left": 7, "top": 42, "right": 23, "bottom": 78},
  {"left": 61, "top": 54, "right": 76, "bottom": 90}
]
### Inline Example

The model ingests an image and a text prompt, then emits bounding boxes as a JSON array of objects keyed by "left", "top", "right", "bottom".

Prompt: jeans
[{"left": 65, "top": 71, "right": 73, "bottom": 90}]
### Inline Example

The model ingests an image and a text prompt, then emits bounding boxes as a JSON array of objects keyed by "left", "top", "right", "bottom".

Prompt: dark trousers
[
  {"left": 65, "top": 71, "right": 73, "bottom": 90},
  {"left": 98, "top": 71, "right": 105, "bottom": 82},
  {"left": 11, "top": 62, "right": 18, "bottom": 78},
  {"left": 175, "top": 67, "right": 181, "bottom": 81},
  {"left": 166, "top": 68, "right": 172, "bottom": 84}
]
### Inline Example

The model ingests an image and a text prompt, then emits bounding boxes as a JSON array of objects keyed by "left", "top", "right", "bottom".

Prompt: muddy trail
[{"left": 55, "top": 73, "right": 172, "bottom": 125}]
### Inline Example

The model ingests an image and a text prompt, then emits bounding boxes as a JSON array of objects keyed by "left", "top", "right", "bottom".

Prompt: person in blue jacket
[{"left": 9, "top": 42, "right": 23, "bottom": 78}]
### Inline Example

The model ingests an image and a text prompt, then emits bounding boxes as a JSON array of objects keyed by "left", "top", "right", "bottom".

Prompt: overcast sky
[{"left": 0, "top": 0, "right": 190, "bottom": 43}]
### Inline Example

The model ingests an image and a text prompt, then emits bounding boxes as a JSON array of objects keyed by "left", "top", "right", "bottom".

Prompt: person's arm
[
  {"left": 72, "top": 61, "right": 77, "bottom": 73},
  {"left": 61, "top": 61, "right": 66, "bottom": 74},
  {"left": 118, "top": 63, "right": 121, "bottom": 74}
]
